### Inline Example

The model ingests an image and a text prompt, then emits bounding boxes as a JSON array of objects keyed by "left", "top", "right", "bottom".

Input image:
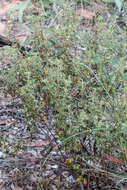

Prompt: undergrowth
[{"left": 2, "top": 0, "right": 127, "bottom": 185}]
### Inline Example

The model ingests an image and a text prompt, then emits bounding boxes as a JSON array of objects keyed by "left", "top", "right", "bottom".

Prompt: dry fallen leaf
[
  {"left": 65, "top": 158, "right": 73, "bottom": 164},
  {"left": 31, "top": 140, "right": 50, "bottom": 147},
  {"left": 0, "top": 119, "right": 7, "bottom": 125},
  {"left": 83, "top": 177, "right": 87, "bottom": 185},
  {"left": 77, "top": 9, "right": 95, "bottom": 20},
  {"left": 105, "top": 154, "right": 124, "bottom": 164}
]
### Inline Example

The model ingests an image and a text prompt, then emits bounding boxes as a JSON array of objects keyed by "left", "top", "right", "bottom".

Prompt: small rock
[
  {"left": 0, "top": 152, "right": 6, "bottom": 159},
  {"left": 66, "top": 175, "right": 75, "bottom": 184},
  {"left": 43, "top": 170, "right": 53, "bottom": 176},
  {"left": 46, "top": 165, "right": 51, "bottom": 170},
  {"left": 51, "top": 165, "right": 58, "bottom": 169}
]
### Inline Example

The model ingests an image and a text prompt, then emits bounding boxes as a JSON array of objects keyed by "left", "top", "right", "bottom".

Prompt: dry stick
[
  {"left": 48, "top": 9, "right": 63, "bottom": 28},
  {"left": 0, "top": 35, "right": 31, "bottom": 55},
  {"left": 0, "top": 35, "right": 12, "bottom": 47},
  {"left": 45, "top": 122, "right": 66, "bottom": 159}
]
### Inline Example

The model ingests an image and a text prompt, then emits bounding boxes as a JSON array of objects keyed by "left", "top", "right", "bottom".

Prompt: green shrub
[{"left": 3, "top": 0, "right": 127, "bottom": 181}]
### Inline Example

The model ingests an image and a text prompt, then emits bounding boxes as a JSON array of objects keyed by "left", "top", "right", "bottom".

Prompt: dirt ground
[{"left": 0, "top": 0, "right": 24, "bottom": 36}]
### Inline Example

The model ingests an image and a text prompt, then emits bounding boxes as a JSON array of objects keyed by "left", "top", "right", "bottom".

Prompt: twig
[{"left": 48, "top": 9, "right": 63, "bottom": 28}]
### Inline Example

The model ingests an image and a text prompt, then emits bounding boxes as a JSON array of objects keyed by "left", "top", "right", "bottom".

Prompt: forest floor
[{"left": 0, "top": 0, "right": 127, "bottom": 190}]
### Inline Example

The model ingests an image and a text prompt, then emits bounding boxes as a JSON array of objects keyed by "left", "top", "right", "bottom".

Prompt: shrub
[{"left": 3, "top": 0, "right": 127, "bottom": 181}]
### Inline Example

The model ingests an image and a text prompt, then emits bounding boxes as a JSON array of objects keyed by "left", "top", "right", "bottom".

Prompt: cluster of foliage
[{"left": 3, "top": 0, "right": 127, "bottom": 184}]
